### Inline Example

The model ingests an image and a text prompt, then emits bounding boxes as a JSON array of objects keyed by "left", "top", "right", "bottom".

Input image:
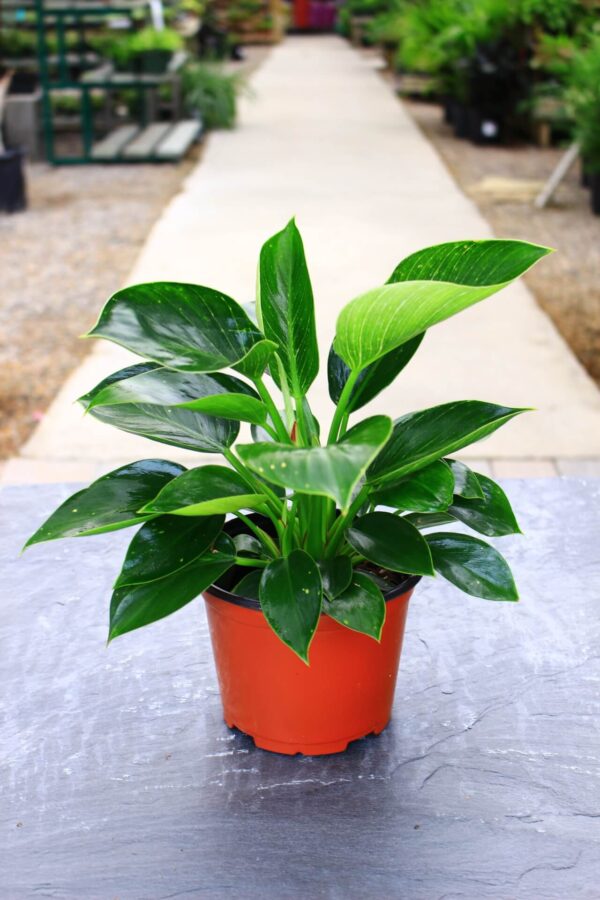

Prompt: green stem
[
  {"left": 223, "top": 448, "right": 283, "bottom": 523},
  {"left": 234, "top": 557, "right": 268, "bottom": 568},
  {"left": 294, "top": 394, "right": 308, "bottom": 447},
  {"left": 275, "top": 355, "right": 295, "bottom": 432},
  {"left": 325, "top": 485, "right": 370, "bottom": 558},
  {"left": 327, "top": 370, "right": 359, "bottom": 445},
  {"left": 254, "top": 377, "right": 290, "bottom": 443},
  {"left": 338, "top": 411, "right": 350, "bottom": 440},
  {"left": 282, "top": 495, "right": 299, "bottom": 556}
]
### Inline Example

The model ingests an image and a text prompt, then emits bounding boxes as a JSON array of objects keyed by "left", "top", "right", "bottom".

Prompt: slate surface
[{"left": 1, "top": 480, "right": 600, "bottom": 900}]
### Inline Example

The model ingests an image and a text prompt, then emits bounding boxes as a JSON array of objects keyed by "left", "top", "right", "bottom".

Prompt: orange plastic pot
[{"left": 203, "top": 575, "right": 418, "bottom": 756}]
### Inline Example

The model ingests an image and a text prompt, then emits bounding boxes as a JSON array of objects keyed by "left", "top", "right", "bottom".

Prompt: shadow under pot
[{"left": 203, "top": 516, "right": 420, "bottom": 756}]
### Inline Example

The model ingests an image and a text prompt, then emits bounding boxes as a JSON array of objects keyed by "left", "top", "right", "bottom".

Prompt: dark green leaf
[
  {"left": 335, "top": 240, "right": 551, "bottom": 370},
  {"left": 258, "top": 219, "right": 319, "bottom": 394},
  {"left": 86, "top": 402, "right": 238, "bottom": 453},
  {"left": 427, "top": 532, "right": 518, "bottom": 601},
  {"left": 232, "top": 568, "right": 262, "bottom": 599},
  {"left": 259, "top": 549, "right": 322, "bottom": 663},
  {"left": 327, "top": 334, "right": 424, "bottom": 412},
  {"left": 86, "top": 281, "right": 270, "bottom": 372},
  {"left": 238, "top": 415, "right": 392, "bottom": 512},
  {"left": 140, "top": 465, "right": 268, "bottom": 516},
  {"left": 114, "top": 514, "right": 225, "bottom": 589},
  {"left": 318, "top": 556, "right": 353, "bottom": 599},
  {"left": 446, "top": 458, "right": 484, "bottom": 499},
  {"left": 324, "top": 572, "right": 386, "bottom": 640},
  {"left": 109, "top": 552, "right": 232, "bottom": 640},
  {"left": 80, "top": 366, "right": 249, "bottom": 452},
  {"left": 449, "top": 473, "right": 521, "bottom": 537},
  {"left": 367, "top": 401, "right": 527, "bottom": 486},
  {"left": 80, "top": 365, "right": 259, "bottom": 413},
  {"left": 347, "top": 512, "right": 434, "bottom": 576},
  {"left": 372, "top": 460, "right": 454, "bottom": 512},
  {"left": 24, "top": 459, "right": 184, "bottom": 548},
  {"left": 404, "top": 512, "right": 457, "bottom": 530}
]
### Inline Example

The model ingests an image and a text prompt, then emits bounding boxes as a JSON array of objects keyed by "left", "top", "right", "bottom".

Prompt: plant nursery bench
[{"left": 2, "top": 478, "right": 599, "bottom": 898}]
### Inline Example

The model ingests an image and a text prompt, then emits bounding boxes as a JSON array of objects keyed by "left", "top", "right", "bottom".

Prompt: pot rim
[{"left": 206, "top": 572, "right": 421, "bottom": 611}]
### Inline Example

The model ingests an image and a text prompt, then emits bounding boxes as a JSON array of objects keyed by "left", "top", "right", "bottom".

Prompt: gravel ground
[
  {"left": 405, "top": 99, "right": 600, "bottom": 387},
  {"left": 0, "top": 156, "right": 196, "bottom": 458}
]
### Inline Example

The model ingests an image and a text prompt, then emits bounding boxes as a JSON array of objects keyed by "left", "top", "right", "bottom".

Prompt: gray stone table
[{"left": 1, "top": 480, "right": 600, "bottom": 899}]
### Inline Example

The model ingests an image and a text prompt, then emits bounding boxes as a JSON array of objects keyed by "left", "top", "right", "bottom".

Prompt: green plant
[
  {"left": 566, "top": 35, "right": 600, "bottom": 170},
  {"left": 182, "top": 62, "right": 241, "bottom": 129},
  {"left": 25, "top": 223, "right": 551, "bottom": 662},
  {"left": 129, "top": 26, "right": 184, "bottom": 54}
]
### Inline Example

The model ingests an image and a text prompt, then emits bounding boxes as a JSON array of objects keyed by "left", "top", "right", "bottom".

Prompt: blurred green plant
[
  {"left": 182, "top": 62, "right": 243, "bottom": 129},
  {"left": 566, "top": 35, "right": 600, "bottom": 170}
]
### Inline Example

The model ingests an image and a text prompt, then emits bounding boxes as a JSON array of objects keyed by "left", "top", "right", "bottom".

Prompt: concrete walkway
[{"left": 5, "top": 36, "right": 600, "bottom": 484}]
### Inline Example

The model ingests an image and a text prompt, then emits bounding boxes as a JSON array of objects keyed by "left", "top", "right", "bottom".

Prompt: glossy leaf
[
  {"left": 388, "top": 239, "right": 550, "bottom": 285},
  {"left": 347, "top": 512, "right": 434, "bottom": 576},
  {"left": 258, "top": 219, "right": 319, "bottom": 395},
  {"left": 80, "top": 365, "right": 259, "bottom": 414},
  {"left": 232, "top": 567, "right": 262, "bottom": 599},
  {"left": 179, "top": 393, "right": 267, "bottom": 427},
  {"left": 449, "top": 473, "right": 521, "bottom": 537},
  {"left": 25, "top": 459, "right": 184, "bottom": 548},
  {"left": 446, "top": 458, "right": 484, "bottom": 499},
  {"left": 114, "top": 514, "right": 225, "bottom": 589},
  {"left": 238, "top": 416, "right": 392, "bottom": 512},
  {"left": 324, "top": 572, "right": 386, "bottom": 640},
  {"left": 318, "top": 556, "right": 353, "bottom": 600},
  {"left": 335, "top": 240, "right": 550, "bottom": 370},
  {"left": 87, "top": 403, "right": 238, "bottom": 454},
  {"left": 259, "top": 549, "right": 322, "bottom": 663},
  {"left": 367, "top": 401, "right": 527, "bottom": 486},
  {"left": 404, "top": 512, "right": 456, "bottom": 530},
  {"left": 140, "top": 465, "right": 268, "bottom": 516},
  {"left": 109, "top": 550, "right": 233, "bottom": 640},
  {"left": 86, "top": 281, "right": 269, "bottom": 372},
  {"left": 372, "top": 460, "right": 454, "bottom": 512},
  {"left": 427, "top": 532, "right": 518, "bottom": 601},
  {"left": 233, "top": 534, "right": 263, "bottom": 557},
  {"left": 233, "top": 338, "right": 279, "bottom": 380},
  {"left": 327, "top": 333, "right": 424, "bottom": 412}
]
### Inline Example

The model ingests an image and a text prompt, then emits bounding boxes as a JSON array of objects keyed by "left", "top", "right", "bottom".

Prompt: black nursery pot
[
  {"left": 589, "top": 174, "right": 600, "bottom": 216},
  {"left": 135, "top": 50, "right": 172, "bottom": 75},
  {"left": 0, "top": 148, "right": 27, "bottom": 214},
  {"left": 452, "top": 103, "right": 470, "bottom": 139}
]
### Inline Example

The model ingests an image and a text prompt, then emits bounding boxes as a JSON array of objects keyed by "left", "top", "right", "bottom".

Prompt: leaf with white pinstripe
[
  {"left": 85, "top": 282, "right": 271, "bottom": 373},
  {"left": 334, "top": 240, "right": 551, "bottom": 371},
  {"left": 258, "top": 219, "right": 319, "bottom": 395}
]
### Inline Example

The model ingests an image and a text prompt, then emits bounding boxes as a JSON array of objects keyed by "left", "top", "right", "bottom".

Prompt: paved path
[{"left": 5, "top": 36, "right": 600, "bottom": 484}]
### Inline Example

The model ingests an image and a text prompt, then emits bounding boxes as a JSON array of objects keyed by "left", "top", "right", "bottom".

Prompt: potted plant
[
  {"left": 129, "top": 27, "right": 184, "bottom": 75},
  {"left": 566, "top": 37, "right": 600, "bottom": 215},
  {"left": 25, "top": 222, "right": 550, "bottom": 755},
  {"left": 0, "top": 69, "right": 27, "bottom": 214}
]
